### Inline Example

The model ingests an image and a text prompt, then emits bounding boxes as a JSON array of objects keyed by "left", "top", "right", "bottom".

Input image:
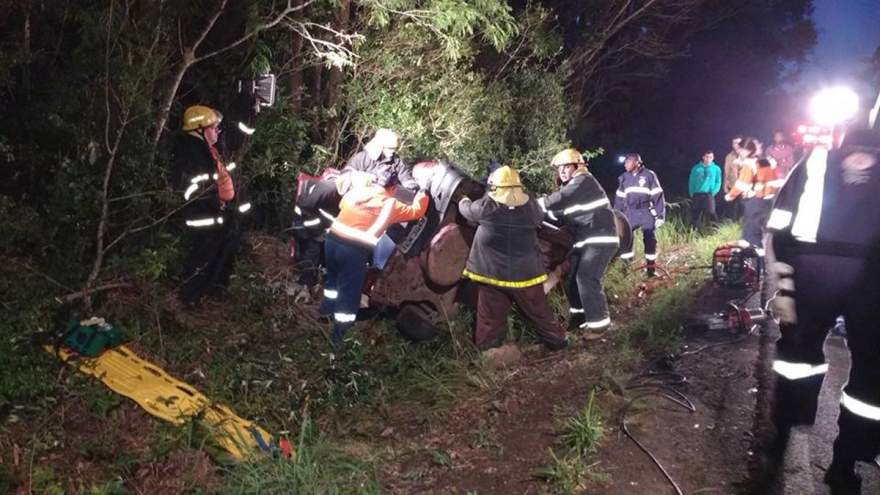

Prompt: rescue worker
[
  {"left": 319, "top": 168, "right": 429, "bottom": 346},
  {"left": 343, "top": 128, "right": 418, "bottom": 268},
  {"left": 614, "top": 153, "right": 665, "bottom": 277},
  {"left": 342, "top": 128, "right": 417, "bottom": 190},
  {"left": 538, "top": 149, "right": 619, "bottom": 334},
  {"left": 171, "top": 105, "right": 251, "bottom": 307},
  {"left": 459, "top": 166, "right": 568, "bottom": 351},
  {"left": 766, "top": 98, "right": 880, "bottom": 493},
  {"left": 289, "top": 173, "right": 342, "bottom": 288},
  {"left": 723, "top": 137, "right": 778, "bottom": 251}
]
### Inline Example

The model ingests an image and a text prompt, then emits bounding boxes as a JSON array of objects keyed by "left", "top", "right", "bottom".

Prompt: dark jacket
[
  {"left": 458, "top": 195, "right": 547, "bottom": 287},
  {"left": 343, "top": 150, "right": 416, "bottom": 190},
  {"left": 292, "top": 178, "right": 341, "bottom": 236},
  {"left": 614, "top": 167, "right": 665, "bottom": 230},
  {"left": 538, "top": 169, "right": 619, "bottom": 249},
  {"left": 768, "top": 129, "right": 880, "bottom": 253},
  {"left": 171, "top": 134, "right": 235, "bottom": 226}
]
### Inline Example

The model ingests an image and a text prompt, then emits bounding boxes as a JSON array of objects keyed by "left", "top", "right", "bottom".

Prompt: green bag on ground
[{"left": 62, "top": 317, "right": 125, "bottom": 357}]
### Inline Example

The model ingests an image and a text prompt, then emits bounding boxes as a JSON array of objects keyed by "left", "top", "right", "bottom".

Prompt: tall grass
[{"left": 221, "top": 417, "right": 380, "bottom": 495}]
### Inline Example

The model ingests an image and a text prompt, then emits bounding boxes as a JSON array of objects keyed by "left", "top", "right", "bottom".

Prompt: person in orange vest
[
  {"left": 724, "top": 137, "right": 778, "bottom": 251},
  {"left": 319, "top": 167, "right": 429, "bottom": 346},
  {"left": 459, "top": 166, "right": 568, "bottom": 351},
  {"left": 171, "top": 105, "right": 252, "bottom": 307}
]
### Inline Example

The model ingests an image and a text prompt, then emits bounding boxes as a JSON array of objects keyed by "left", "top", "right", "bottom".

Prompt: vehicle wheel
[{"left": 396, "top": 303, "right": 441, "bottom": 342}]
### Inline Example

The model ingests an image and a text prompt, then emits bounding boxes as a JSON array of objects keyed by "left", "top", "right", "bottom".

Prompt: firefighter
[
  {"left": 766, "top": 97, "right": 880, "bottom": 493},
  {"left": 614, "top": 153, "right": 665, "bottom": 277},
  {"left": 538, "top": 148, "right": 619, "bottom": 334},
  {"left": 342, "top": 128, "right": 417, "bottom": 190},
  {"left": 724, "top": 137, "right": 778, "bottom": 252},
  {"left": 459, "top": 166, "right": 568, "bottom": 351},
  {"left": 319, "top": 168, "right": 429, "bottom": 346},
  {"left": 289, "top": 174, "right": 342, "bottom": 289},
  {"left": 171, "top": 105, "right": 252, "bottom": 307}
]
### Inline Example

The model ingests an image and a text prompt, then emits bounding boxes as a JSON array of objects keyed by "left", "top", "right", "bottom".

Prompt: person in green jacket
[{"left": 688, "top": 150, "right": 722, "bottom": 229}]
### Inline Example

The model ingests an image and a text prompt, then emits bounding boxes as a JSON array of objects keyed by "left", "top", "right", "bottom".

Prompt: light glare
[{"left": 809, "top": 87, "right": 859, "bottom": 126}]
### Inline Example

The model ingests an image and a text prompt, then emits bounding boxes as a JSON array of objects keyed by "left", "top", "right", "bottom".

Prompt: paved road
[{"left": 780, "top": 332, "right": 880, "bottom": 494}]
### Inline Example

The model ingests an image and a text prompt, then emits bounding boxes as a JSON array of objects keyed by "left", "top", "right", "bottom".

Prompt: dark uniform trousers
[
  {"left": 690, "top": 193, "right": 717, "bottom": 229},
  {"left": 180, "top": 219, "right": 240, "bottom": 305},
  {"left": 319, "top": 235, "right": 372, "bottom": 345},
  {"left": 566, "top": 246, "right": 616, "bottom": 330},
  {"left": 742, "top": 197, "right": 772, "bottom": 248},
  {"left": 475, "top": 283, "right": 566, "bottom": 349},
  {"left": 773, "top": 250, "right": 880, "bottom": 465}
]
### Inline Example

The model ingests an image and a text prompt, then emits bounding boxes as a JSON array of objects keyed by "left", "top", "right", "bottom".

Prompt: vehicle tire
[{"left": 396, "top": 303, "right": 441, "bottom": 342}]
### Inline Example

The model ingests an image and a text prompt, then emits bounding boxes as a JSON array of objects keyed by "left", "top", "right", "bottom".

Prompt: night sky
[{"left": 799, "top": 0, "right": 880, "bottom": 89}]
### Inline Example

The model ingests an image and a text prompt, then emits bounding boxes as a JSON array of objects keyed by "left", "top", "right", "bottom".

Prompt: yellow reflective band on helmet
[{"left": 462, "top": 269, "right": 547, "bottom": 288}]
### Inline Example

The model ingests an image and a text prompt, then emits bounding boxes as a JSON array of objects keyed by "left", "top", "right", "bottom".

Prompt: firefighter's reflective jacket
[
  {"left": 458, "top": 196, "right": 547, "bottom": 288},
  {"left": 330, "top": 184, "right": 429, "bottom": 248},
  {"left": 725, "top": 159, "right": 780, "bottom": 202},
  {"left": 614, "top": 167, "right": 665, "bottom": 230},
  {"left": 171, "top": 134, "right": 251, "bottom": 228},
  {"left": 766, "top": 129, "right": 880, "bottom": 250},
  {"left": 538, "top": 169, "right": 619, "bottom": 249},
  {"left": 292, "top": 178, "right": 341, "bottom": 237}
]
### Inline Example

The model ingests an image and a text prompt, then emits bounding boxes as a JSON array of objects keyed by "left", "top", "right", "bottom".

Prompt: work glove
[
  {"left": 654, "top": 218, "right": 665, "bottom": 229},
  {"left": 768, "top": 262, "right": 796, "bottom": 325}
]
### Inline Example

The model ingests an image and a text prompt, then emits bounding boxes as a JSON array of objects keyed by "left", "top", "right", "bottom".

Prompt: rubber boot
[
  {"left": 567, "top": 313, "right": 586, "bottom": 332},
  {"left": 646, "top": 260, "right": 656, "bottom": 278}
]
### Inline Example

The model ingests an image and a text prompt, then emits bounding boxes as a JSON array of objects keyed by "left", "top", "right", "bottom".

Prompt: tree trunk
[
  {"left": 323, "top": 0, "right": 350, "bottom": 109},
  {"left": 151, "top": 57, "right": 193, "bottom": 155},
  {"left": 288, "top": 0, "right": 305, "bottom": 112}
]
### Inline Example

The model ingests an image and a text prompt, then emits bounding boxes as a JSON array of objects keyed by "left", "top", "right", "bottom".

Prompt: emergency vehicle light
[{"left": 809, "top": 86, "right": 859, "bottom": 127}]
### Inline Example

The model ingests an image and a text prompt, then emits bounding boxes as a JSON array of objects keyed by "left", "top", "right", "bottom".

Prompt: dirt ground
[{"left": 375, "top": 285, "right": 766, "bottom": 494}]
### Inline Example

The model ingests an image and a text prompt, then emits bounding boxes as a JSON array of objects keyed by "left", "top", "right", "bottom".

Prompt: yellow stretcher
[{"left": 46, "top": 344, "right": 288, "bottom": 461}]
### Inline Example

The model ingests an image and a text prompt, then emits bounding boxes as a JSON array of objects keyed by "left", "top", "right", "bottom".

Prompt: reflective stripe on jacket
[
  {"left": 767, "top": 130, "right": 880, "bottom": 247},
  {"left": 458, "top": 195, "right": 547, "bottom": 287},
  {"left": 725, "top": 160, "right": 778, "bottom": 201},
  {"left": 538, "top": 168, "right": 618, "bottom": 248},
  {"left": 614, "top": 167, "right": 665, "bottom": 230}
]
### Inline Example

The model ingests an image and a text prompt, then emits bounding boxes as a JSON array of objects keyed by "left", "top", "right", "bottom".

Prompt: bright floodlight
[
  {"left": 809, "top": 87, "right": 859, "bottom": 126},
  {"left": 618, "top": 155, "right": 626, "bottom": 164}
]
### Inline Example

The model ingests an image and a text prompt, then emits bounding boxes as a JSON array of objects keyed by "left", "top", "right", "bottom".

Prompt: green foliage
[
  {"left": 30, "top": 466, "right": 65, "bottom": 495},
  {"left": 221, "top": 417, "right": 380, "bottom": 494},
  {"left": 535, "top": 448, "right": 604, "bottom": 495},
  {"left": 83, "top": 480, "right": 128, "bottom": 495},
  {"left": 347, "top": 2, "right": 569, "bottom": 188},
  {"left": 559, "top": 391, "right": 605, "bottom": 458},
  {"left": 360, "top": 0, "right": 518, "bottom": 60}
]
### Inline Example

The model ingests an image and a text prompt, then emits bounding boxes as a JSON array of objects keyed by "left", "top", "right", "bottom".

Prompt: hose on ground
[
  {"left": 621, "top": 372, "right": 696, "bottom": 495},
  {"left": 620, "top": 325, "right": 751, "bottom": 494}
]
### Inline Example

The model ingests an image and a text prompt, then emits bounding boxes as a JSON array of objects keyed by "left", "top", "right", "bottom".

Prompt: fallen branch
[{"left": 60, "top": 282, "right": 133, "bottom": 303}]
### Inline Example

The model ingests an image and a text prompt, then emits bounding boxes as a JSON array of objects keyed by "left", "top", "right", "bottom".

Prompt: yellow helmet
[
  {"left": 488, "top": 165, "right": 523, "bottom": 188},
  {"left": 551, "top": 148, "right": 585, "bottom": 167},
  {"left": 182, "top": 105, "right": 222, "bottom": 131}
]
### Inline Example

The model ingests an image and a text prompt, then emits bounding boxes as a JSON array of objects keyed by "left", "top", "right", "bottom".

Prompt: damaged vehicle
[{"left": 293, "top": 160, "right": 633, "bottom": 342}]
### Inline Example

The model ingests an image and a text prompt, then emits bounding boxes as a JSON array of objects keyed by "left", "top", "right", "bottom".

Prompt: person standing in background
[
  {"left": 688, "top": 150, "right": 722, "bottom": 230},
  {"left": 723, "top": 136, "right": 744, "bottom": 220},
  {"left": 615, "top": 153, "right": 665, "bottom": 277}
]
